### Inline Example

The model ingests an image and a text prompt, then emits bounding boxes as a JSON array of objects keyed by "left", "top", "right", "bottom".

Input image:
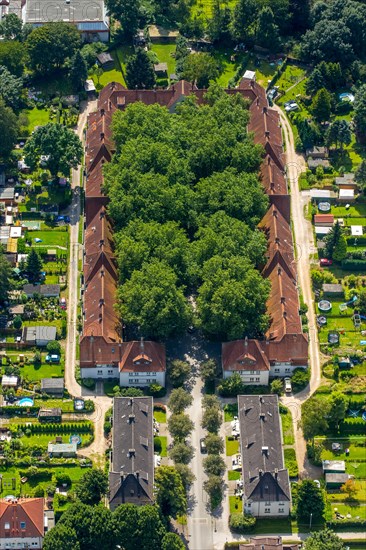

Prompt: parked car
[
  {"left": 284, "top": 377, "right": 292, "bottom": 393},
  {"left": 56, "top": 215, "right": 70, "bottom": 224},
  {"left": 200, "top": 438, "right": 207, "bottom": 454},
  {"left": 45, "top": 354, "right": 61, "bottom": 364},
  {"left": 60, "top": 297, "right": 67, "bottom": 310},
  {"left": 320, "top": 258, "right": 333, "bottom": 267}
]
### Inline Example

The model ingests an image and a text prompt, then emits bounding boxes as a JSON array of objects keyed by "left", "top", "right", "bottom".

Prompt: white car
[{"left": 284, "top": 377, "right": 292, "bottom": 393}]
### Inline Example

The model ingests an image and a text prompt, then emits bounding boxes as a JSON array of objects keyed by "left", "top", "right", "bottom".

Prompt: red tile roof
[
  {"left": 0, "top": 498, "right": 44, "bottom": 539},
  {"left": 258, "top": 204, "right": 295, "bottom": 271},
  {"left": 119, "top": 340, "right": 166, "bottom": 373},
  {"left": 314, "top": 214, "right": 334, "bottom": 224},
  {"left": 260, "top": 154, "right": 287, "bottom": 195},
  {"left": 266, "top": 333, "right": 308, "bottom": 364},
  {"left": 80, "top": 335, "right": 121, "bottom": 368},
  {"left": 222, "top": 338, "right": 270, "bottom": 372}
]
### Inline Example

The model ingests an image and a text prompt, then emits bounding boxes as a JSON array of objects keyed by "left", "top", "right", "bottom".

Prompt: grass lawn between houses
[
  {"left": 281, "top": 410, "right": 295, "bottom": 445},
  {"left": 226, "top": 437, "right": 239, "bottom": 456},
  {"left": 20, "top": 107, "right": 50, "bottom": 134},
  {"left": 229, "top": 494, "right": 243, "bottom": 514},
  {"left": 228, "top": 470, "right": 241, "bottom": 481},
  {"left": 154, "top": 408, "right": 167, "bottom": 423},
  {"left": 155, "top": 435, "right": 167, "bottom": 457}
]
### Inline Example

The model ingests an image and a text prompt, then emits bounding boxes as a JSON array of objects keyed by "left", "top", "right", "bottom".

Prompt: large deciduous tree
[
  {"left": 0, "top": 99, "right": 18, "bottom": 159},
  {"left": 168, "top": 413, "right": 194, "bottom": 441},
  {"left": 183, "top": 53, "right": 219, "bottom": 88},
  {"left": 168, "top": 388, "right": 193, "bottom": 414},
  {"left": 155, "top": 466, "right": 187, "bottom": 518},
  {"left": 0, "top": 13, "right": 23, "bottom": 40},
  {"left": 75, "top": 469, "right": 108, "bottom": 506},
  {"left": 0, "top": 41, "right": 25, "bottom": 76},
  {"left": 328, "top": 391, "right": 347, "bottom": 429},
  {"left": 26, "top": 22, "right": 80, "bottom": 74},
  {"left": 301, "top": 397, "right": 330, "bottom": 443},
  {"left": 303, "top": 529, "right": 345, "bottom": 550},
  {"left": 24, "top": 123, "right": 83, "bottom": 177},
  {"left": 256, "top": 7, "right": 281, "bottom": 51},
  {"left": 69, "top": 50, "right": 88, "bottom": 92},
  {"left": 0, "top": 66, "right": 23, "bottom": 110},
  {"left": 296, "top": 479, "right": 325, "bottom": 522},
  {"left": 311, "top": 88, "right": 332, "bottom": 123},
  {"left": 119, "top": 260, "right": 191, "bottom": 339},
  {"left": 105, "top": 0, "right": 141, "bottom": 39},
  {"left": 43, "top": 524, "right": 80, "bottom": 550},
  {"left": 125, "top": 48, "right": 156, "bottom": 89},
  {"left": 230, "top": 0, "right": 258, "bottom": 42}
]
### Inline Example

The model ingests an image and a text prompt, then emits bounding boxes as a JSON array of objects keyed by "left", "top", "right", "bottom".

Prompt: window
[
  {"left": 274, "top": 368, "right": 280, "bottom": 373},
  {"left": 265, "top": 501, "right": 271, "bottom": 506},
  {"left": 250, "top": 377, "right": 254, "bottom": 381},
  {"left": 255, "top": 377, "right": 260, "bottom": 381},
  {"left": 107, "top": 369, "right": 113, "bottom": 375},
  {"left": 285, "top": 368, "right": 291, "bottom": 373},
  {"left": 278, "top": 508, "right": 284, "bottom": 513},
  {"left": 264, "top": 508, "right": 270, "bottom": 513},
  {"left": 20, "top": 521, "right": 26, "bottom": 529},
  {"left": 134, "top": 379, "right": 139, "bottom": 383},
  {"left": 111, "top": 348, "right": 115, "bottom": 353},
  {"left": 247, "top": 502, "right": 251, "bottom": 507},
  {"left": 128, "top": 379, "right": 133, "bottom": 384},
  {"left": 97, "top": 369, "right": 102, "bottom": 375},
  {"left": 279, "top": 502, "right": 285, "bottom": 506},
  {"left": 4, "top": 522, "right": 10, "bottom": 529}
]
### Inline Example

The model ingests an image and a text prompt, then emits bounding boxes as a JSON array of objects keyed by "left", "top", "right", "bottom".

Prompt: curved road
[
  {"left": 65, "top": 99, "right": 112, "bottom": 461},
  {"left": 273, "top": 105, "right": 322, "bottom": 476}
]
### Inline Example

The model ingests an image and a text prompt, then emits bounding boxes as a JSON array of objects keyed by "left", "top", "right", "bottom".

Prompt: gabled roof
[
  {"left": 0, "top": 498, "right": 44, "bottom": 538},
  {"left": 260, "top": 154, "right": 287, "bottom": 196},
  {"left": 84, "top": 206, "right": 116, "bottom": 284},
  {"left": 266, "top": 333, "right": 308, "bottom": 364},
  {"left": 222, "top": 338, "right": 270, "bottom": 372},
  {"left": 109, "top": 397, "right": 154, "bottom": 508},
  {"left": 238, "top": 395, "right": 290, "bottom": 504},
  {"left": 258, "top": 204, "right": 294, "bottom": 271},
  {"left": 119, "top": 340, "right": 166, "bottom": 373},
  {"left": 265, "top": 260, "right": 301, "bottom": 340},
  {"left": 79, "top": 335, "right": 121, "bottom": 368}
]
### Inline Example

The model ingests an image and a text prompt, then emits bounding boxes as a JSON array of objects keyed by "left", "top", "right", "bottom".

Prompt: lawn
[
  {"left": 33, "top": 399, "right": 75, "bottom": 413},
  {"left": 154, "top": 408, "right": 167, "bottom": 423},
  {"left": 281, "top": 410, "right": 295, "bottom": 445},
  {"left": 25, "top": 229, "right": 68, "bottom": 249},
  {"left": 329, "top": 503, "right": 366, "bottom": 520},
  {"left": 191, "top": 0, "right": 236, "bottom": 19},
  {"left": 327, "top": 480, "right": 366, "bottom": 503},
  {"left": 17, "top": 360, "right": 64, "bottom": 381},
  {"left": 20, "top": 107, "right": 50, "bottom": 133},
  {"left": 228, "top": 470, "right": 241, "bottom": 481},
  {"left": 253, "top": 518, "right": 294, "bottom": 535},
  {"left": 332, "top": 203, "right": 366, "bottom": 218},
  {"left": 155, "top": 435, "right": 167, "bottom": 457},
  {"left": 224, "top": 403, "right": 238, "bottom": 422},
  {"left": 103, "top": 380, "right": 118, "bottom": 397},
  {"left": 90, "top": 50, "right": 126, "bottom": 89},
  {"left": 151, "top": 43, "right": 176, "bottom": 78},
  {"left": 226, "top": 437, "right": 239, "bottom": 456},
  {"left": 19, "top": 432, "right": 93, "bottom": 448},
  {"left": 276, "top": 64, "right": 307, "bottom": 94},
  {"left": 284, "top": 448, "right": 299, "bottom": 477},
  {"left": 229, "top": 495, "right": 243, "bottom": 514}
]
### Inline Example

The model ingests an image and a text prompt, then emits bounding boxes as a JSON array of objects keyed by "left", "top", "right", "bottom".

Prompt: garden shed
[
  {"left": 38, "top": 408, "right": 62, "bottom": 422},
  {"left": 351, "top": 226, "right": 363, "bottom": 236},
  {"left": 154, "top": 63, "right": 168, "bottom": 76},
  {"left": 96, "top": 52, "right": 114, "bottom": 68},
  {"left": 322, "top": 460, "right": 346, "bottom": 473},
  {"left": 325, "top": 473, "right": 350, "bottom": 489},
  {"left": 322, "top": 284, "right": 344, "bottom": 297},
  {"left": 1, "top": 375, "right": 18, "bottom": 387},
  {"left": 48, "top": 442, "right": 77, "bottom": 457},
  {"left": 41, "top": 378, "right": 64, "bottom": 396},
  {"left": 339, "top": 189, "right": 355, "bottom": 202}
]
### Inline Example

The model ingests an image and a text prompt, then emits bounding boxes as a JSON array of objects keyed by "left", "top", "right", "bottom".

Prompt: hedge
[
  {"left": 339, "top": 417, "right": 366, "bottom": 435},
  {"left": 0, "top": 406, "right": 40, "bottom": 416},
  {"left": 327, "top": 518, "right": 366, "bottom": 529},
  {"left": 229, "top": 513, "right": 256, "bottom": 533},
  {"left": 341, "top": 259, "right": 366, "bottom": 271},
  {"left": 17, "top": 422, "right": 93, "bottom": 434}
]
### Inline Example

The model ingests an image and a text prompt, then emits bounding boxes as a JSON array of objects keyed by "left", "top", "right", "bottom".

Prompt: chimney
[
  {"left": 100, "top": 269, "right": 104, "bottom": 277},
  {"left": 99, "top": 298, "right": 104, "bottom": 306},
  {"left": 275, "top": 468, "right": 278, "bottom": 480},
  {"left": 100, "top": 132, "right": 105, "bottom": 140},
  {"left": 250, "top": 80, "right": 255, "bottom": 88},
  {"left": 280, "top": 296, "right": 285, "bottom": 304},
  {"left": 263, "top": 106, "right": 267, "bottom": 114},
  {"left": 265, "top": 130, "right": 270, "bottom": 138},
  {"left": 256, "top": 97, "right": 259, "bottom": 106},
  {"left": 259, "top": 469, "right": 263, "bottom": 477},
  {"left": 244, "top": 336, "right": 248, "bottom": 348},
  {"left": 273, "top": 209, "right": 278, "bottom": 217},
  {"left": 270, "top": 182, "right": 275, "bottom": 190},
  {"left": 277, "top": 267, "right": 282, "bottom": 275},
  {"left": 99, "top": 239, "right": 104, "bottom": 247},
  {"left": 100, "top": 108, "right": 105, "bottom": 116},
  {"left": 283, "top": 311, "right": 287, "bottom": 318},
  {"left": 275, "top": 237, "right": 280, "bottom": 245},
  {"left": 140, "top": 337, "right": 144, "bottom": 351},
  {"left": 99, "top": 313, "right": 102, "bottom": 322}
]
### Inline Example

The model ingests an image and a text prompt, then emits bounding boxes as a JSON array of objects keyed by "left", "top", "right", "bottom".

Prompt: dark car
[{"left": 200, "top": 438, "right": 207, "bottom": 454}]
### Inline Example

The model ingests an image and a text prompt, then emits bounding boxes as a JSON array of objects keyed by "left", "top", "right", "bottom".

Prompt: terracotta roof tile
[
  {"left": 0, "top": 498, "right": 44, "bottom": 538},
  {"left": 222, "top": 338, "right": 270, "bottom": 372},
  {"left": 80, "top": 335, "right": 122, "bottom": 368},
  {"left": 119, "top": 340, "right": 166, "bottom": 373},
  {"left": 258, "top": 204, "right": 295, "bottom": 270}
]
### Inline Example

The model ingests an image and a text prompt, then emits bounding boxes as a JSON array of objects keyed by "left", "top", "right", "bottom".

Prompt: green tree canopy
[
  {"left": 168, "top": 413, "right": 194, "bottom": 441},
  {"left": 75, "top": 469, "right": 108, "bottom": 506},
  {"left": 162, "top": 533, "right": 185, "bottom": 550},
  {"left": 168, "top": 388, "right": 193, "bottom": 414},
  {"left": 125, "top": 48, "right": 156, "bottom": 89},
  {"left": 69, "top": 50, "right": 87, "bottom": 92},
  {"left": 204, "top": 434, "right": 224, "bottom": 454},
  {"left": 169, "top": 441, "right": 194, "bottom": 464},
  {"left": 256, "top": 7, "right": 281, "bottom": 50},
  {"left": 203, "top": 454, "right": 226, "bottom": 476},
  {"left": 301, "top": 397, "right": 330, "bottom": 442},
  {"left": 304, "top": 529, "right": 345, "bottom": 550},
  {"left": 24, "top": 123, "right": 83, "bottom": 176},
  {"left": 355, "top": 159, "right": 366, "bottom": 187},
  {"left": 0, "top": 13, "right": 23, "bottom": 40},
  {"left": 325, "top": 221, "right": 346, "bottom": 261},
  {"left": 0, "top": 98, "right": 18, "bottom": 159},
  {"left": 0, "top": 41, "right": 25, "bottom": 76},
  {"left": 0, "top": 251, "right": 13, "bottom": 304},
  {"left": 155, "top": 466, "right": 187, "bottom": 518},
  {"left": 297, "top": 479, "right": 325, "bottom": 521},
  {"left": 119, "top": 260, "right": 191, "bottom": 339},
  {"left": 197, "top": 255, "right": 270, "bottom": 340},
  {"left": 26, "top": 22, "right": 81, "bottom": 74},
  {"left": 328, "top": 391, "right": 347, "bottom": 429},
  {"left": 43, "top": 524, "right": 80, "bottom": 550},
  {"left": 105, "top": 0, "right": 141, "bottom": 38},
  {"left": 0, "top": 65, "right": 23, "bottom": 109},
  {"left": 26, "top": 249, "right": 43, "bottom": 283},
  {"left": 311, "top": 88, "right": 332, "bottom": 123},
  {"left": 167, "top": 359, "right": 191, "bottom": 388},
  {"left": 183, "top": 53, "right": 219, "bottom": 88},
  {"left": 354, "top": 84, "right": 366, "bottom": 140}
]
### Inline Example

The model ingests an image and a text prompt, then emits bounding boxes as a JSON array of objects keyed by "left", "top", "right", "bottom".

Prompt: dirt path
[{"left": 273, "top": 105, "right": 322, "bottom": 477}]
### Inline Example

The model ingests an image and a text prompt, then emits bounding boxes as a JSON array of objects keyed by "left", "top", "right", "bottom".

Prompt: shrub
[
  {"left": 82, "top": 378, "right": 95, "bottom": 390},
  {"left": 291, "top": 368, "right": 310, "bottom": 391},
  {"left": 119, "top": 387, "right": 144, "bottom": 397},
  {"left": 154, "top": 436, "right": 162, "bottom": 454},
  {"left": 104, "top": 421, "right": 111, "bottom": 436},
  {"left": 148, "top": 383, "right": 166, "bottom": 397},
  {"left": 229, "top": 513, "right": 256, "bottom": 533}
]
